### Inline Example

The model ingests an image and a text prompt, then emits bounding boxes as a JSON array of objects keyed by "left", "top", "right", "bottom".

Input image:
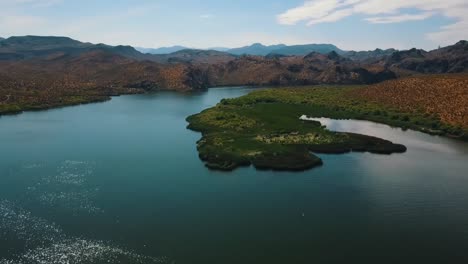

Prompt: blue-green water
[{"left": 1, "top": 87, "right": 468, "bottom": 264}]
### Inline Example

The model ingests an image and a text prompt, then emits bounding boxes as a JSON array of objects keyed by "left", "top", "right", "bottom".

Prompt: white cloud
[
  {"left": 427, "top": 20, "right": 468, "bottom": 46},
  {"left": 365, "top": 12, "right": 435, "bottom": 24},
  {"left": 277, "top": 0, "right": 344, "bottom": 25},
  {"left": 307, "top": 8, "right": 354, "bottom": 25},
  {"left": 278, "top": 0, "right": 468, "bottom": 45}
]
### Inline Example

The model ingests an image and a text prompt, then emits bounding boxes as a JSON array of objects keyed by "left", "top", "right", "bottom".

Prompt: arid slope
[{"left": 353, "top": 74, "right": 468, "bottom": 130}]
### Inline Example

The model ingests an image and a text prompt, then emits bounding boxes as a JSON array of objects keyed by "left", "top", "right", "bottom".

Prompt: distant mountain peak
[
  {"left": 0, "top": 35, "right": 90, "bottom": 51},
  {"left": 228, "top": 43, "right": 340, "bottom": 56},
  {"left": 6, "top": 35, "right": 80, "bottom": 43},
  {"left": 136, "top": 45, "right": 189, "bottom": 54},
  {"left": 267, "top": 44, "right": 344, "bottom": 56}
]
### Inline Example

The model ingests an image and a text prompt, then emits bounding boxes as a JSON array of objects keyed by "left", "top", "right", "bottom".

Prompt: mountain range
[
  {"left": 227, "top": 43, "right": 288, "bottom": 56},
  {"left": 136, "top": 43, "right": 345, "bottom": 56},
  {"left": 0, "top": 35, "right": 467, "bottom": 114},
  {"left": 1, "top": 36, "right": 466, "bottom": 76},
  {"left": 136, "top": 45, "right": 189, "bottom": 54}
]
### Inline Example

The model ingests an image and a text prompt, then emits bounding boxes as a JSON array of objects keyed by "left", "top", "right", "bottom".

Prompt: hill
[
  {"left": 227, "top": 43, "right": 344, "bottom": 56},
  {"left": 383, "top": 41, "right": 468, "bottom": 74},
  {"left": 141, "top": 43, "right": 345, "bottom": 57},
  {"left": 227, "top": 43, "right": 287, "bottom": 56},
  {"left": 353, "top": 74, "right": 468, "bottom": 131},
  {"left": 0, "top": 36, "right": 151, "bottom": 61},
  {"left": 151, "top": 49, "right": 237, "bottom": 64},
  {"left": 270, "top": 44, "right": 344, "bottom": 56},
  {"left": 202, "top": 52, "right": 396, "bottom": 87},
  {"left": 0, "top": 36, "right": 467, "bottom": 115},
  {"left": 343, "top": 48, "right": 397, "bottom": 61},
  {"left": 0, "top": 38, "right": 212, "bottom": 114},
  {"left": 0, "top": 36, "right": 91, "bottom": 51},
  {"left": 136, "top": 45, "right": 189, "bottom": 54}
]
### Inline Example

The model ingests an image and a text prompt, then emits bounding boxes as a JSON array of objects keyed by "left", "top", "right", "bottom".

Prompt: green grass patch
[{"left": 187, "top": 86, "right": 416, "bottom": 172}]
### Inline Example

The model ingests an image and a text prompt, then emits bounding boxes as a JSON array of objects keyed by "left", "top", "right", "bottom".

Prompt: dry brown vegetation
[
  {"left": 0, "top": 50, "right": 206, "bottom": 114},
  {"left": 1, "top": 36, "right": 467, "bottom": 116},
  {"left": 353, "top": 74, "right": 468, "bottom": 129},
  {"left": 201, "top": 53, "right": 396, "bottom": 87}
]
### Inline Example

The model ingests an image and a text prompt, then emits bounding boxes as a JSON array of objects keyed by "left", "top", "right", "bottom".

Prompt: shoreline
[
  {"left": 1, "top": 85, "right": 466, "bottom": 143},
  {"left": 186, "top": 86, "right": 467, "bottom": 171},
  {"left": 0, "top": 96, "right": 112, "bottom": 117}
]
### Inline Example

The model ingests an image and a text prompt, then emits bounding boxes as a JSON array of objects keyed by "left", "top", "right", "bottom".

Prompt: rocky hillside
[
  {"left": 0, "top": 36, "right": 211, "bottom": 90},
  {"left": 150, "top": 49, "right": 237, "bottom": 64},
  {"left": 0, "top": 39, "right": 209, "bottom": 114},
  {"left": 343, "top": 48, "right": 397, "bottom": 61},
  {"left": 378, "top": 41, "right": 468, "bottom": 74},
  {"left": 0, "top": 36, "right": 467, "bottom": 114},
  {"left": 202, "top": 52, "right": 396, "bottom": 86}
]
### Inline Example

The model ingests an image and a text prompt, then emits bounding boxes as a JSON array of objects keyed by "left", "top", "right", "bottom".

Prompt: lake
[{"left": 1, "top": 87, "right": 468, "bottom": 264}]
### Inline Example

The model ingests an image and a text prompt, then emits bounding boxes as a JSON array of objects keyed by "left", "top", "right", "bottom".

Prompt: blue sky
[{"left": 0, "top": 0, "right": 467, "bottom": 50}]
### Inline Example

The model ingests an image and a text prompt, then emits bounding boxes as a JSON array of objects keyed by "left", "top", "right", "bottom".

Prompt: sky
[{"left": 0, "top": 0, "right": 467, "bottom": 51}]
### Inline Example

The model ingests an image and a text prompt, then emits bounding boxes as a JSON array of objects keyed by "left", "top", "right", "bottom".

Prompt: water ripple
[{"left": 0, "top": 200, "right": 172, "bottom": 264}]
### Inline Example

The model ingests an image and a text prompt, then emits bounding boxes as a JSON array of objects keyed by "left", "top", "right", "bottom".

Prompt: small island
[{"left": 186, "top": 87, "right": 413, "bottom": 171}]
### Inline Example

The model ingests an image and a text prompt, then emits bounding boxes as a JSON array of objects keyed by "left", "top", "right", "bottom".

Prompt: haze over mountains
[
  {"left": 136, "top": 46, "right": 231, "bottom": 54},
  {"left": 136, "top": 43, "right": 345, "bottom": 56},
  {"left": 137, "top": 46, "right": 190, "bottom": 55},
  {"left": 228, "top": 43, "right": 345, "bottom": 56}
]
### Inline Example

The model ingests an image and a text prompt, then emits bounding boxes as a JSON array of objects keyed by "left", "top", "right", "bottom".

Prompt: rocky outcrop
[{"left": 0, "top": 36, "right": 467, "bottom": 109}]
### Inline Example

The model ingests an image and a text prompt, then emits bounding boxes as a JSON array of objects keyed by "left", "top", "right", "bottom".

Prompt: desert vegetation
[
  {"left": 186, "top": 86, "right": 411, "bottom": 171},
  {"left": 187, "top": 77, "right": 467, "bottom": 171},
  {"left": 353, "top": 74, "right": 468, "bottom": 132},
  {"left": 1, "top": 36, "right": 467, "bottom": 116}
]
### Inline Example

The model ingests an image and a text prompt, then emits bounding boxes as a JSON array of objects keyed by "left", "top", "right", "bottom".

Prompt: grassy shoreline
[
  {"left": 187, "top": 86, "right": 467, "bottom": 171},
  {"left": 0, "top": 88, "right": 149, "bottom": 117},
  {"left": 0, "top": 96, "right": 112, "bottom": 116}
]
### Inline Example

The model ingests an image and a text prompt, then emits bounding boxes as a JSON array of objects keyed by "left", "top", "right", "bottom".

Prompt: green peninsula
[{"left": 186, "top": 87, "right": 415, "bottom": 171}]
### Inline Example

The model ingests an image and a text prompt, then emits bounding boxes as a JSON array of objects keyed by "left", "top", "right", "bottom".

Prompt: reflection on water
[
  {"left": 313, "top": 117, "right": 468, "bottom": 154},
  {"left": 0, "top": 200, "right": 170, "bottom": 264},
  {"left": 314, "top": 117, "right": 468, "bottom": 245},
  {"left": 27, "top": 160, "right": 103, "bottom": 215},
  {"left": 0, "top": 88, "right": 468, "bottom": 264}
]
